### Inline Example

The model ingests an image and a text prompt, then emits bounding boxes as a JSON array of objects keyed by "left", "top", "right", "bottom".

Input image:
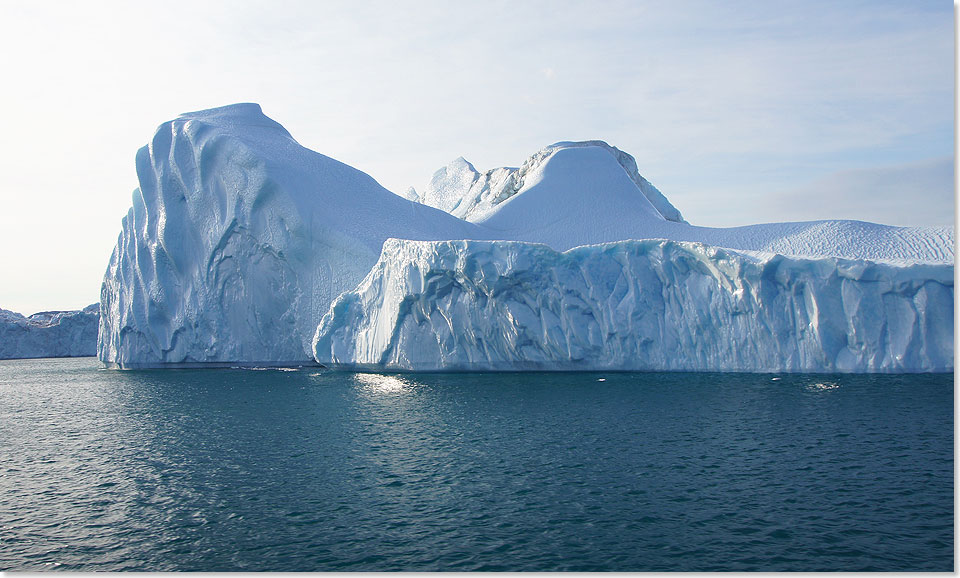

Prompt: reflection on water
[
  {"left": 0, "top": 359, "right": 952, "bottom": 572},
  {"left": 353, "top": 373, "right": 417, "bottom": 394},
  {"left": 805, "top": 381, "right": 841, "bottom": 392}
]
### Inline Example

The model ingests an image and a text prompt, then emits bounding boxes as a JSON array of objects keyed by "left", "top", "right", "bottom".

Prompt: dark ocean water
[{"left": 0, "top": 357, "right": 952, "bottom": 571}]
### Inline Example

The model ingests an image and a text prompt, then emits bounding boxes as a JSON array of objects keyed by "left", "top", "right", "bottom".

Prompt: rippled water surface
[{"left": 0, "top": 358, "right": 952, "bottom": 571}]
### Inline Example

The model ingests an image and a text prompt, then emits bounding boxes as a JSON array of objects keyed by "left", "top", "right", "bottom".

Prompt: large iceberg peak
[
  {"left": 99, "top": 103, "right": 482, "bottom": 368},
  {"left": 538, "top": 141, "right": 685, "bottom": 223},
  {"left": 464, "top": 142, "right": 679, "bottom": 250},
  {"left": 412, "top": 139, "right": 686, "bottom": 225}
]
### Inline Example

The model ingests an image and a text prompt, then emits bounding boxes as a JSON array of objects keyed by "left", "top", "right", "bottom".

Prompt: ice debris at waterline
[
  {"left": 99, "top": 103, "right": 954, "bottom": 370},
  {"left": 0, "top": 304, "right": 99, "bottom": 359},
  {"left": 312, "top": 239, "right": 953, "bottom": 372}
]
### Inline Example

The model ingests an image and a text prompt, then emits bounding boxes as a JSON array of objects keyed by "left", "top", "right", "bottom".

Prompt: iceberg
[
  {"left": 0, "top": 304, "right": 100, "bottom": 359},
  {"left": 98, "top": 104, "right": 482, "bottom": 368},
  {"left": 313, "top": 239, "right": 953, "bottom": 372},
  {"left": 98, "top": 104, "right": 953, "bottom": 371}
]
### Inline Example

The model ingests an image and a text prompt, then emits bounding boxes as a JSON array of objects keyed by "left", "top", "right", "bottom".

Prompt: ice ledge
[{"left": 313, "top": 238, "right": 954, "bottom": 373}]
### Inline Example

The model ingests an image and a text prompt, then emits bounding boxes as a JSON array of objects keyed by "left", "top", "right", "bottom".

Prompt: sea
[{"left": 0, "top": 357, "right": 952, "bottom": 572}]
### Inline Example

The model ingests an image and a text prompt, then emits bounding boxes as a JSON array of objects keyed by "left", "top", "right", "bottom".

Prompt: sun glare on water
[
  {"left": 805, "top": 381, "right": 841, "bottom": 392},
  {"left": 353, "top": 373, "right": 414, "bottom": 394}
]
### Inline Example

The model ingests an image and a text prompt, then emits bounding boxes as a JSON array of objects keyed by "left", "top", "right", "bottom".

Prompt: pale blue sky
[{"left": 0, "top": 0, "right": 954, "bottom": 314}]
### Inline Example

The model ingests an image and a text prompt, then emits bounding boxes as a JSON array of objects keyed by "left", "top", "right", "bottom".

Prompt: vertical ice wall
[
  {"left": 313, "top": 239, "right": 954, "bottom": 372},
  {"left": 99, "top": 104, "right": 481, "bottom": 367}
]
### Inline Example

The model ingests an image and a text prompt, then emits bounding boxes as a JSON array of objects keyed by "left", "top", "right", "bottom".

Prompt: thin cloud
[
  {"left": 763, "top": 157, "right": 954, "bottom": 227},
  {"left": 0, "top": 0, "right": 952, "bottom": 314}
]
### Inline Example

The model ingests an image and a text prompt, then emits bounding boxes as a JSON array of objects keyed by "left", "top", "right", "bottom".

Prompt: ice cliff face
[
  {"left": 99, "top": 103, "right": 481, "bottom": 368},
  {"left": 0, "top": 304, "right": 99, "bottom": 359},
  {"left": 313, "top": 239, "right": 953, "bottom": 372}
]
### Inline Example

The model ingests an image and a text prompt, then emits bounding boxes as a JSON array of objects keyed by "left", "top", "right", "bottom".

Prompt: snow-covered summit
[
  {"left": 410, "top": 140, "right": 686, "bottom": 224},
  {"left": 175, "top": 102, "right": 293, "bottom": 135},
  {"left": 477, "top": 145, "right": 669, "bottom": 239},
  {"left": 519, "top": 141, "right": 686, "bottom": 224}
]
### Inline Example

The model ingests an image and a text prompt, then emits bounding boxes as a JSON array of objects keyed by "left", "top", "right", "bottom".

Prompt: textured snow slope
[
  {"left": 0, "top": 304, "right": 99, "bottom": 359},
  {"left": 414, "top": 142, "right": 953, "bottom": 262},
  {"left": 313, "top": 239, "right": 953, "bottom": 372},
  {"left": 99, "top": 104, "right": 483, "bottom": 368}
]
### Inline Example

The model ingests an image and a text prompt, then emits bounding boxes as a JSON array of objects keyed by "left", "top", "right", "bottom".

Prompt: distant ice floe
[{"left": 0, "top": 304, "right": 99, "bottom": 359}]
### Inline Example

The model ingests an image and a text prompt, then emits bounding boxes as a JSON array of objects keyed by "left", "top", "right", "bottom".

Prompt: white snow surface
[
  {"left": 413, "top": 142, "right": 953, "bottom": 262},
  {"left": 410, "top": 141, "right": 686, "bottom": 224},
  {"left": 0, "top": 304, "right": 99, "bottom": 359},
  {"left": 99, "top": 103, "right": 482, "bottom": 368},
  {"left": 313, "top": 239, "right": 954, "bottom": 372}
]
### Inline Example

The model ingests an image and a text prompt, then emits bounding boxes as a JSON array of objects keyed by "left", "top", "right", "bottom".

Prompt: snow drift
[
  {"left": 99, "top": 103, "right": 481, "bottom": 368},
  {"left": 1, "top": 304, "right": 100, "bottom": 359},
  {"left": 313, "top": 239, "right": 953, "bottom": 372}
]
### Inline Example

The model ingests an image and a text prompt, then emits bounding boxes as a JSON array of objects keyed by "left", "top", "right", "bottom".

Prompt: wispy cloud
[
  {"left": 676, "top": 156, "right": 954, "bottom": 228},
  {"left": 763, "top": 156, "right": 955, "bottom": 228}
]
